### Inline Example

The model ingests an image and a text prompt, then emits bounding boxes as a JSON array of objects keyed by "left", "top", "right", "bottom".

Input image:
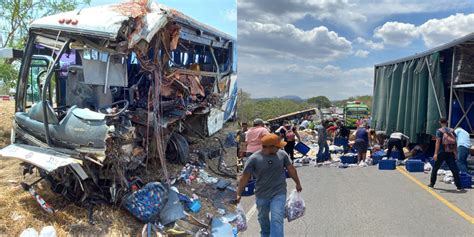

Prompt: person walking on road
[
  {"left": 317, "top": 121, "right": 330, "bottom": 161},
  {"left": 386, "top": 132, "right": 409, "bottom": 160},
  {"left": 245, "top": 118, "right": 270, "bottom": 158},
  {"left": 237, "top": 134, "right": 303, "bottom": 237},
  {"left": 428, "top": 118, "right": 463, "bottom": 191},
  {"left": 354, "top": 125, "right": 369, "bottom": 164},
  {"left": 454, "top": 127, "right": 472, "bottom": 174},
  {"left": 276, "top": 122, "right": 301, "bottom": 160}
]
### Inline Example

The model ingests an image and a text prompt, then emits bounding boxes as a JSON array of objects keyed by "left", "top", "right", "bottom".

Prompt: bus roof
[{"left": 30, "top": 1, "right": 234, "bottom": 47}]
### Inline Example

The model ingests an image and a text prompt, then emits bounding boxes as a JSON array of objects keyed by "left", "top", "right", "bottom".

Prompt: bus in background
[{"left": 344, "top": 101, "right": 369, "bottom": 128}]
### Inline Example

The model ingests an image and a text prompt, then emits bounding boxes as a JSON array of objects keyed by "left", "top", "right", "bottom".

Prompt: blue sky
[
  {"left": 238, "top": 0, "right": 474, "bottom": 100},
  {"left": 87, "top": 0, "right": 236, "bottom": 37}
]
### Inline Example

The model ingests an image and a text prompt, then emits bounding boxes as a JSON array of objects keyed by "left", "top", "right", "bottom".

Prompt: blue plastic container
[
  {"left": 340, "top": 155, "right": 357, "bottom": 164},
  {"left": 188, "top": 200, "right": 202, "bottom": 213},
  {"left": 295, "top": 142, "right": 310, "bottom": 156},
  {"left": 406, "top": 159, "right": 424, "bottom": 172},
  {"left": 411, "top": 154, "right": 428, "bottom": 162},
  {"left": 378, "top": 159, "right": 396, "bottom": 170},
  {"left": 372, "top": 155, "right": 383, "bottom": 165},
  {"left": 241, "top": 180, "right": 256, "bottom": 196},
  {"left": 460, "top": 173, "right": 472, "bottom": 189}
]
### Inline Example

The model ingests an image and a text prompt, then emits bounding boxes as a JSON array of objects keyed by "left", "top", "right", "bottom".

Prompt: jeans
[
  {"left": 256, "top": 194, "right": 286, "bottom": 237},
  {"left": 457, "top": 146, "right": 470, "bottom": 174},
  {"left": 318, "top": 142, "right": 329, "bottom": 161},
  {"left": 430, "top": 152, "right": 462, "bottom": 189},
  {"left": 387, "top": 138, "right": 405, "bottom": 160}
]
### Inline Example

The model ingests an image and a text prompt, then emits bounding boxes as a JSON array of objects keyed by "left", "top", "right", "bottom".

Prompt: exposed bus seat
[{"left": 15, "top": 105, "right": 108, "bottom": 149}]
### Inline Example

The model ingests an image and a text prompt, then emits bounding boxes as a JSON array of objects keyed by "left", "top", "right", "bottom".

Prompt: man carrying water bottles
[{"left": 236, "top": 133, "right": 303, "bottom": 237}]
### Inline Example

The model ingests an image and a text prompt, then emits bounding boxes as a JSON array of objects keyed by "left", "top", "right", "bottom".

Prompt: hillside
[{"left": 333, "top": 95, "right": 373, "bottom": 109}]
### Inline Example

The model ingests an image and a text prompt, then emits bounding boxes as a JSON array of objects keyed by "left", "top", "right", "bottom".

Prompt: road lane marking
[
  {"left": 396, "top": 167, "right": 474, "bottom": 224},
  {"left": 246, "top": 204, "right": 257, "bottom": 221}
]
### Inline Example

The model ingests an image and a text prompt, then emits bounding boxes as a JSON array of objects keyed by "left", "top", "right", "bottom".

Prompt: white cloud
[
  {"left": 418, "top": 13, "right": 474, "bottom": 48},
  {"left": 238, "top": 0, "right": 367, "bottom": 33},
  {"left": 372, "top": 13, "right": 474, "bottom": 48},
  {"left": 374, "top": 21, "right": 419, "bottom": 46},
  {"left": 222, "top": 8, "right": 236, "bottom": 22},
  {"left": 239, "top": 21, "right": 352, "bottom": 62},
  {"left": 355, "top": 50, "right": 369, "bottom": 58},
  {"left": 238, "top": 0, "right": 367, "bottom": 23},
  {"left": 354, "top": 37, "right": 384, "bottom": 50}
]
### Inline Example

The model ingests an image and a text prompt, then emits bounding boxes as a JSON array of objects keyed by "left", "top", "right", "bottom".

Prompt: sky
[{"left": 238, "top": 0, "right": 474, "bottom": 100}]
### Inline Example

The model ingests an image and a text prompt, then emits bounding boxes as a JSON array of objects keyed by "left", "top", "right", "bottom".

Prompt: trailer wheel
[{"left": 166, "top": 133, "right": 190, "bottom": 165}]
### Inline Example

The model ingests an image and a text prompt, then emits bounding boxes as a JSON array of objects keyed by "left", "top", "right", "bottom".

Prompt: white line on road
[{"left": 246, "top": 204, "right": 257, "bottom": 220}]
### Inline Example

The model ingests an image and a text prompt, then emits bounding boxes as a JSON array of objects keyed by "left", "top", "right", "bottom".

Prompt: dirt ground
[{"left": 0, "top": 100, "right": 239, "bottom": 236}]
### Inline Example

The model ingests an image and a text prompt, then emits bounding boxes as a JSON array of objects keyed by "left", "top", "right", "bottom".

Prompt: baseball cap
[
  {"left": 253, "top": 118, "right": 264, "bottom": 126},
  {"left": 261, "top": 134, "right": 287, "bottom": 148}
]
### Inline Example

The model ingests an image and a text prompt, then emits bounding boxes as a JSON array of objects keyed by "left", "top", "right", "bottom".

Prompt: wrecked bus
[{"left": 0, "top": 1, "right": 236, "bottom": 213}]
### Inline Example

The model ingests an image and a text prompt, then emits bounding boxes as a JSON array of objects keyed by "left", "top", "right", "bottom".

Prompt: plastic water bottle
[{"left": 232, "top": 227, "right": 238, "bottom": 237}]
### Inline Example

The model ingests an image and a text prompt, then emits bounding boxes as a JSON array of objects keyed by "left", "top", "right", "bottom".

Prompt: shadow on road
[{"left": 434, "top": 188, "right": 468, "bottom": 194}]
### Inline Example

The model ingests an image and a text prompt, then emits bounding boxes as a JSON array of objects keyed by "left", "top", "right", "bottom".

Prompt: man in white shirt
[
  {"left": 387, "top": 132, "right": 409, "bottom": 160},
  {"left": 299, "top": 119, "right": 309, "bottom": 130}
]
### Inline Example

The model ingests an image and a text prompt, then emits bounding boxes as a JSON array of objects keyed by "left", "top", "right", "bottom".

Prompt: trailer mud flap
[{"left": 0, "top": 144, "right": 78, "bottom": 172}]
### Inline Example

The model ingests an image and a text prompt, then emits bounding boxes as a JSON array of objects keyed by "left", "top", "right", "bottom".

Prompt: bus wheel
[{"left": 166, "top": 133, "right": 190, "bottom": 165}]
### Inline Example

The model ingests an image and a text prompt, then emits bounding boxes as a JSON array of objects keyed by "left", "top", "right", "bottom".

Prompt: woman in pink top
[{"left": 245, "top": 118, "right": 270, "bottom": 156}]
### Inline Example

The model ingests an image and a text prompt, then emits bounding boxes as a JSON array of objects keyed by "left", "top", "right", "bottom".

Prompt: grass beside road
[{"left": 0, "top": 100, "right": 14, "bottom": 148}]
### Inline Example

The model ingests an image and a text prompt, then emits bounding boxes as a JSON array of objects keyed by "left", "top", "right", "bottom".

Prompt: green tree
[
  {"left": 307, "top": 96, "right": 331, "bottom": 108},
  {"left": 0, "top": 0, "right": 91, "bottom": 48},
  {"left": 0, "top": 0, "right": 90, "bottom": 90},
  {"left": 237, "top": 90, "right": 313, "bottom": 122}
]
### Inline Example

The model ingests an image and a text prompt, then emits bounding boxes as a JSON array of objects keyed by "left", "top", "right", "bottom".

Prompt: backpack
[{"left": 438, "top": 128, "right": 457, "bottom": 153}]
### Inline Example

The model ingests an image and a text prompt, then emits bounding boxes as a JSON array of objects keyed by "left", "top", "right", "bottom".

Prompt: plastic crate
[
  {"left": 378, "top": 159, "right": 396, "bottom": 170},
  {"left": 340, "top": 155, "right": 357, "bottom": 164},
  {"left": 295, "top": 142, "right": 310, "bottom": 156},
  {"left": 372, "top": 155, "right": 383, "bottom": 165},
  {"left": 316, "top": 152, "right": 330, "bottom": 162},
  {"left": 406, "top": 159, "right": 424, "bottom": 172},
  {"left": 460, "top": 173, "right": 472, "bottom": 189},
  {"left": 411, "top": 154, "right": 428, "bottom": 162},
  {"left": 241, "top": 179, "right": 256, "bottom": 196}
]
